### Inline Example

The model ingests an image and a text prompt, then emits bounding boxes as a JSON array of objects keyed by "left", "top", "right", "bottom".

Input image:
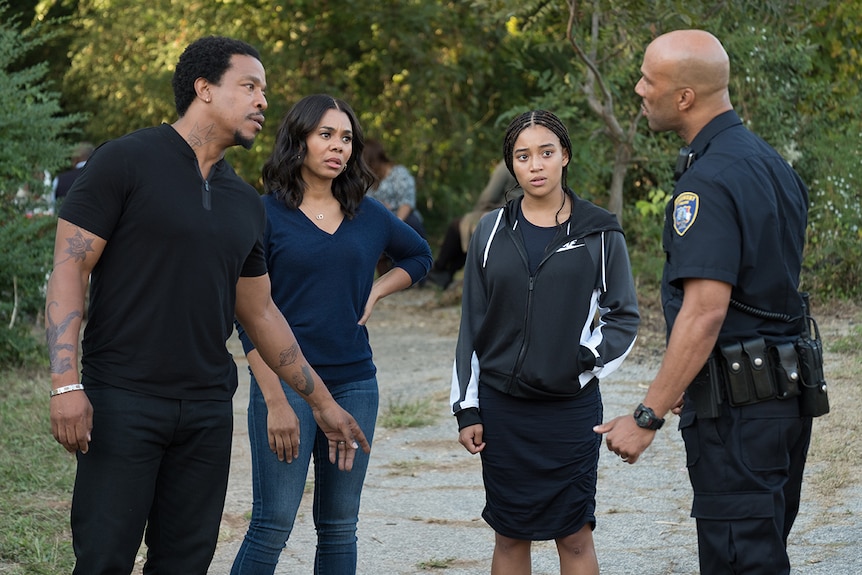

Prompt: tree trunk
[{"left": 609, "top": 144, "right": 631, "bottom": 224}]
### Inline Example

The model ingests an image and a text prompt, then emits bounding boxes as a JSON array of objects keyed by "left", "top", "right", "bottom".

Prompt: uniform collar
[
  {"left": 674, "top": 110, "right": 743, "bottom": 181},
  {"left": 689, "top": 109, "right": 743, "bottom": 158}
]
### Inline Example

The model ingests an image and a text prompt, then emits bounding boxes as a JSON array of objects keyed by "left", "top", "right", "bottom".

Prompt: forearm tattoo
[
  {"left": 290, "top": 365, "right": 315, "bottom": 396},
  {"left": 64, "top": 230, "right": 95, "bottom": 263},
  {"left": 187, "top": 123, "right": 216, "bottom": 148},
  {"left": 276, "top": 344, "right": 314, "bottom": 396},
  {"left": 46, "top": 301, "right": 82, "bottom": 375},
  {"left": 278, "top": 345, "right": 299, "bottom": 367}
]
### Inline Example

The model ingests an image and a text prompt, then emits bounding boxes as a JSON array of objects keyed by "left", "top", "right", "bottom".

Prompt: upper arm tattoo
[{"left": 64, "top": 230, "right": 95, "bottom": 263}]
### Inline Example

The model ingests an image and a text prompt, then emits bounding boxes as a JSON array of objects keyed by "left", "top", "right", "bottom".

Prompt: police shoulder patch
[{"left": 673, "top": 191, "right": 699, "bottom": 236}]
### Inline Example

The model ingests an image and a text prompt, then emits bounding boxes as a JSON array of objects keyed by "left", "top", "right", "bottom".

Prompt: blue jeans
[{"left": 230, "top": 375, "right": 378, "bottom": 575}]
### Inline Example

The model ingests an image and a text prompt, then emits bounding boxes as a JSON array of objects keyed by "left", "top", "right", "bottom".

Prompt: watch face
[
  {"left": 635, "top": 410, "right": 650, "bottom": 426},
  {"left": 634, "top": 405, "right": 662, "bottom": 429}
]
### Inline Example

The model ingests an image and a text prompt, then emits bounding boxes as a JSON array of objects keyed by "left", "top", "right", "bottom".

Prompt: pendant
[{"left": 316, "top": 213, "right": 324, "bottom": 220}]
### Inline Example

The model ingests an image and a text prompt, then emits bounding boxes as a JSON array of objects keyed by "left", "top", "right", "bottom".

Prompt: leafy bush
[
  {"left": 0, "top": 1, "right": 84, "bottom": 368},
  {"left": 625, "top": 188, "right": 671, "bottom": 294},
  {"left": 0, "top": 211, "right": 56, "bottom": 367}
]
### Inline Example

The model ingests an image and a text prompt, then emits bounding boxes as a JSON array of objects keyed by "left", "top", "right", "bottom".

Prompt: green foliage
[
  {"left": 0, "top": 1, "right": 86, "bottom": 194},
  {"left": 0, "top": 369, "right": 77, "bottom": 572},
  {"left": 0, "top": 213, "right": 56, "bottom": 314},
  {"left": 61, "top": 0, "right": 537, "bottom": 223},
  {"left": 0, "top": 202, "right": 55, "bottom": 367},
  {"left": 625, "top": 188, "right": 669, "bottom": 290},
  {"left": 13, "top": 0, "right": 862, "bottom": 299},
  {"left": 0, "top": 2, "right": 82, "bottom": 368},
  {"left": 0, "top": 324, "right": 49, "bottom": 368},
  {"left": 794, "top": 1, "right": 862, "bottom": 298},
  {"left": 798, "top": 130, "right": 862, "bottom": 299}
]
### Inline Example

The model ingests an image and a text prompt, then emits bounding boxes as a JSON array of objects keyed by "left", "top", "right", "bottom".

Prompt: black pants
[
  {"left": 432, "top": 217, "right": 467, "bottom": 275},
  {"left": 680, "top": 396, "right": 812, "bottom": 575},
  {"left": 71, "top": 383, "right": 233, "bottom": 575}
]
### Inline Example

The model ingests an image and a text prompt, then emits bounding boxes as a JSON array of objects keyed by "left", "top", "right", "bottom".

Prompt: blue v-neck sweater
[{"left": 238, "top": 193, "right": 432, "bottom": 386}]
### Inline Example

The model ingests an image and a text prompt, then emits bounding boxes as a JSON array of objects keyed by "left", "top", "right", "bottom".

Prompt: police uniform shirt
[{"left": 661, "top": 110, "right": 808, "bottom": 345}]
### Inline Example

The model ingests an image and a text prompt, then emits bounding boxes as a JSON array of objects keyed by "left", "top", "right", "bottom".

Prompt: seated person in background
[
  {"left": 426, "top": 160, "right": 520, "bottom": 289},
  {"left": 363, "top": 139, "right": 426, "bottom": 276},
  {"left": 53, "top": 142, "right": 95, "bottom": 203}
]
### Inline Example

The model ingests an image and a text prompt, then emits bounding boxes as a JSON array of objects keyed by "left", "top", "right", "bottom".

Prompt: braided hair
[{"left": 502, "top": 110, "right": 572, "bottom": 191}]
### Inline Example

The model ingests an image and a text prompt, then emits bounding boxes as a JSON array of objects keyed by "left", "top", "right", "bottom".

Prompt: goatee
[{"left": 235, "top": 131, "right": 255, "bottom": 150}]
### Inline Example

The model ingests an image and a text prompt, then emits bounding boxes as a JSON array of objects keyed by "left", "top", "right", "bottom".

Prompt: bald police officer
[{"left": 595, "top": 30, "right": 813, "bottom": 575}]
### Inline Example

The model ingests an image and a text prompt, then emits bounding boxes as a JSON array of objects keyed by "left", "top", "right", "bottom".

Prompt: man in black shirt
[{"left": 45, "top": 36, "right": 369, "bottom": 575}]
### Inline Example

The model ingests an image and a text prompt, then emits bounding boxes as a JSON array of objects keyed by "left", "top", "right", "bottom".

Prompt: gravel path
[{"left": 206, "top": 289, "right": 861, "bottom": 574}]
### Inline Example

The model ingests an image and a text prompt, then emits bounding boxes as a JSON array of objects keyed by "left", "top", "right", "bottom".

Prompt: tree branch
[{"left": 566, "top": 0, "right": 628, "bottom": 145}]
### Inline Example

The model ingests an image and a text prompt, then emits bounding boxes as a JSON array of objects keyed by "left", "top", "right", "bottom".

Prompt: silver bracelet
[{"left": 50, "top": 383, "right": 85, "bottom": 397}]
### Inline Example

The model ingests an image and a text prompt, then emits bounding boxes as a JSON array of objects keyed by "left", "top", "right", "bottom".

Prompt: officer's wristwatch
[{"left": 633, "top": 403, "right": 665, "bottom": 430}]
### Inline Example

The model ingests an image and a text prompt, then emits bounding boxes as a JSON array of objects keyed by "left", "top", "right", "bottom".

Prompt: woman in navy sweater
[{"left": 232, "top": 94, "right": 431, "bottom": 575}]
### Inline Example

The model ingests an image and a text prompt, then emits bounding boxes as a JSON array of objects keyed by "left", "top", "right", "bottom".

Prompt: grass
[
  {"left": 827, "top": 324, "right": 862, "bottom": 354},
  {"left": 805, "top": 323, "right": 862, "bottom": 499},
  {"left": 417, "top": 556, "right": 457, "bottom": 569},
  {"left": 0, "top": 368, "right": 76, "bottom": 574},
  {"left": 377, "top": 395, "right": 439, "bottom": 429}
]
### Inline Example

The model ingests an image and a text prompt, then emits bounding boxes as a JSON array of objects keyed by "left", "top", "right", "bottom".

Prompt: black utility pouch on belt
[
  {"left": 719, "top": 338, "right": 776, "bottom": 406},
  {"left": 769, "top": 342, "right": 802, "bottom": 400},
  {"left": 796, "top": 292, "right": 829, "bottom": 417}
]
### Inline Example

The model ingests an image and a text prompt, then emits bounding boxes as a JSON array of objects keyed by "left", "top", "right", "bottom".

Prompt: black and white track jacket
[{"left": 451, "top": 190, "right": 640, "bottom": 429}]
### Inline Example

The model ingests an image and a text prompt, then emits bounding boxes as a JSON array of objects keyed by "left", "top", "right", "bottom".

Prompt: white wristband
[{"left": 50, "top": 383, "right": 84, "bottom": 397}]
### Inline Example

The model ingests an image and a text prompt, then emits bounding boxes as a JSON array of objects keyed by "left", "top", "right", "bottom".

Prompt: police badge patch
[{"left": 673, "top": 192, "right": 699, "bottom": 236}]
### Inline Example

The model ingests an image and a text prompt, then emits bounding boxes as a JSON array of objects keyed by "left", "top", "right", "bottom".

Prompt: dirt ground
[{"left": 194, "top": 286, "right": 861, "bottom": 574}]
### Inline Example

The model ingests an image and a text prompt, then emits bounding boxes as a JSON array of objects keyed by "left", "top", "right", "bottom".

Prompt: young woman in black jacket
[{"left": 451, "top": 110, "right": 640, "bottom": 574}]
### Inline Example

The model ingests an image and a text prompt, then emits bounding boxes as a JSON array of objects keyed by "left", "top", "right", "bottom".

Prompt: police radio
[
  {"left": 674, "top": 146, "right": 696, "bottom": 181},
  {"left": 795, "top": 292, "right": 830, "bottom": 417}
]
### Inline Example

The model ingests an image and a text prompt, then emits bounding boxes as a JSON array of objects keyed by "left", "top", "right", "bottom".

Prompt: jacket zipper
[{"left": 507, "top": 225, "right": 580, "bottom": 388}]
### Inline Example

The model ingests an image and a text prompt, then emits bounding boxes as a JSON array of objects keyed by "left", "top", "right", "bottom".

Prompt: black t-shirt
[
  {"left": 518, "top": 213, "right": 563, "bottom": 275},
  {"left": 60, "top": 124, "right": 266, "bottom": 400},
  {"left": 662, "top": 110, "right": 809, "bottom": 344}
]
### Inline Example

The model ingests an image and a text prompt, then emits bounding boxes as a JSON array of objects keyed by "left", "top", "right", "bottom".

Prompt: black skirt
[{"left": 478, "top": 381, "right": 602, "bottom": 540}]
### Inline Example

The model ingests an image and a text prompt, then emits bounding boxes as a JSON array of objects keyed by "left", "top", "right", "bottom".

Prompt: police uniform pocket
[
  {"left": 678, "top": 409, "right": 699, "bottom": 467},
  {"left": 740, "top": 418, "right": 789, "bottom": 472}
]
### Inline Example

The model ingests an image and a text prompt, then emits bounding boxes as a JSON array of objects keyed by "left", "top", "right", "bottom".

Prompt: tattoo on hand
[
  {"left": 64, "top": 230, "right": 95, "bottom": 263},
  {"left": 46, "top": 301, "right": 82, "bottom": 375},
  {"left": 188, "top": 123, "right": 216, "bottom": 148}
]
